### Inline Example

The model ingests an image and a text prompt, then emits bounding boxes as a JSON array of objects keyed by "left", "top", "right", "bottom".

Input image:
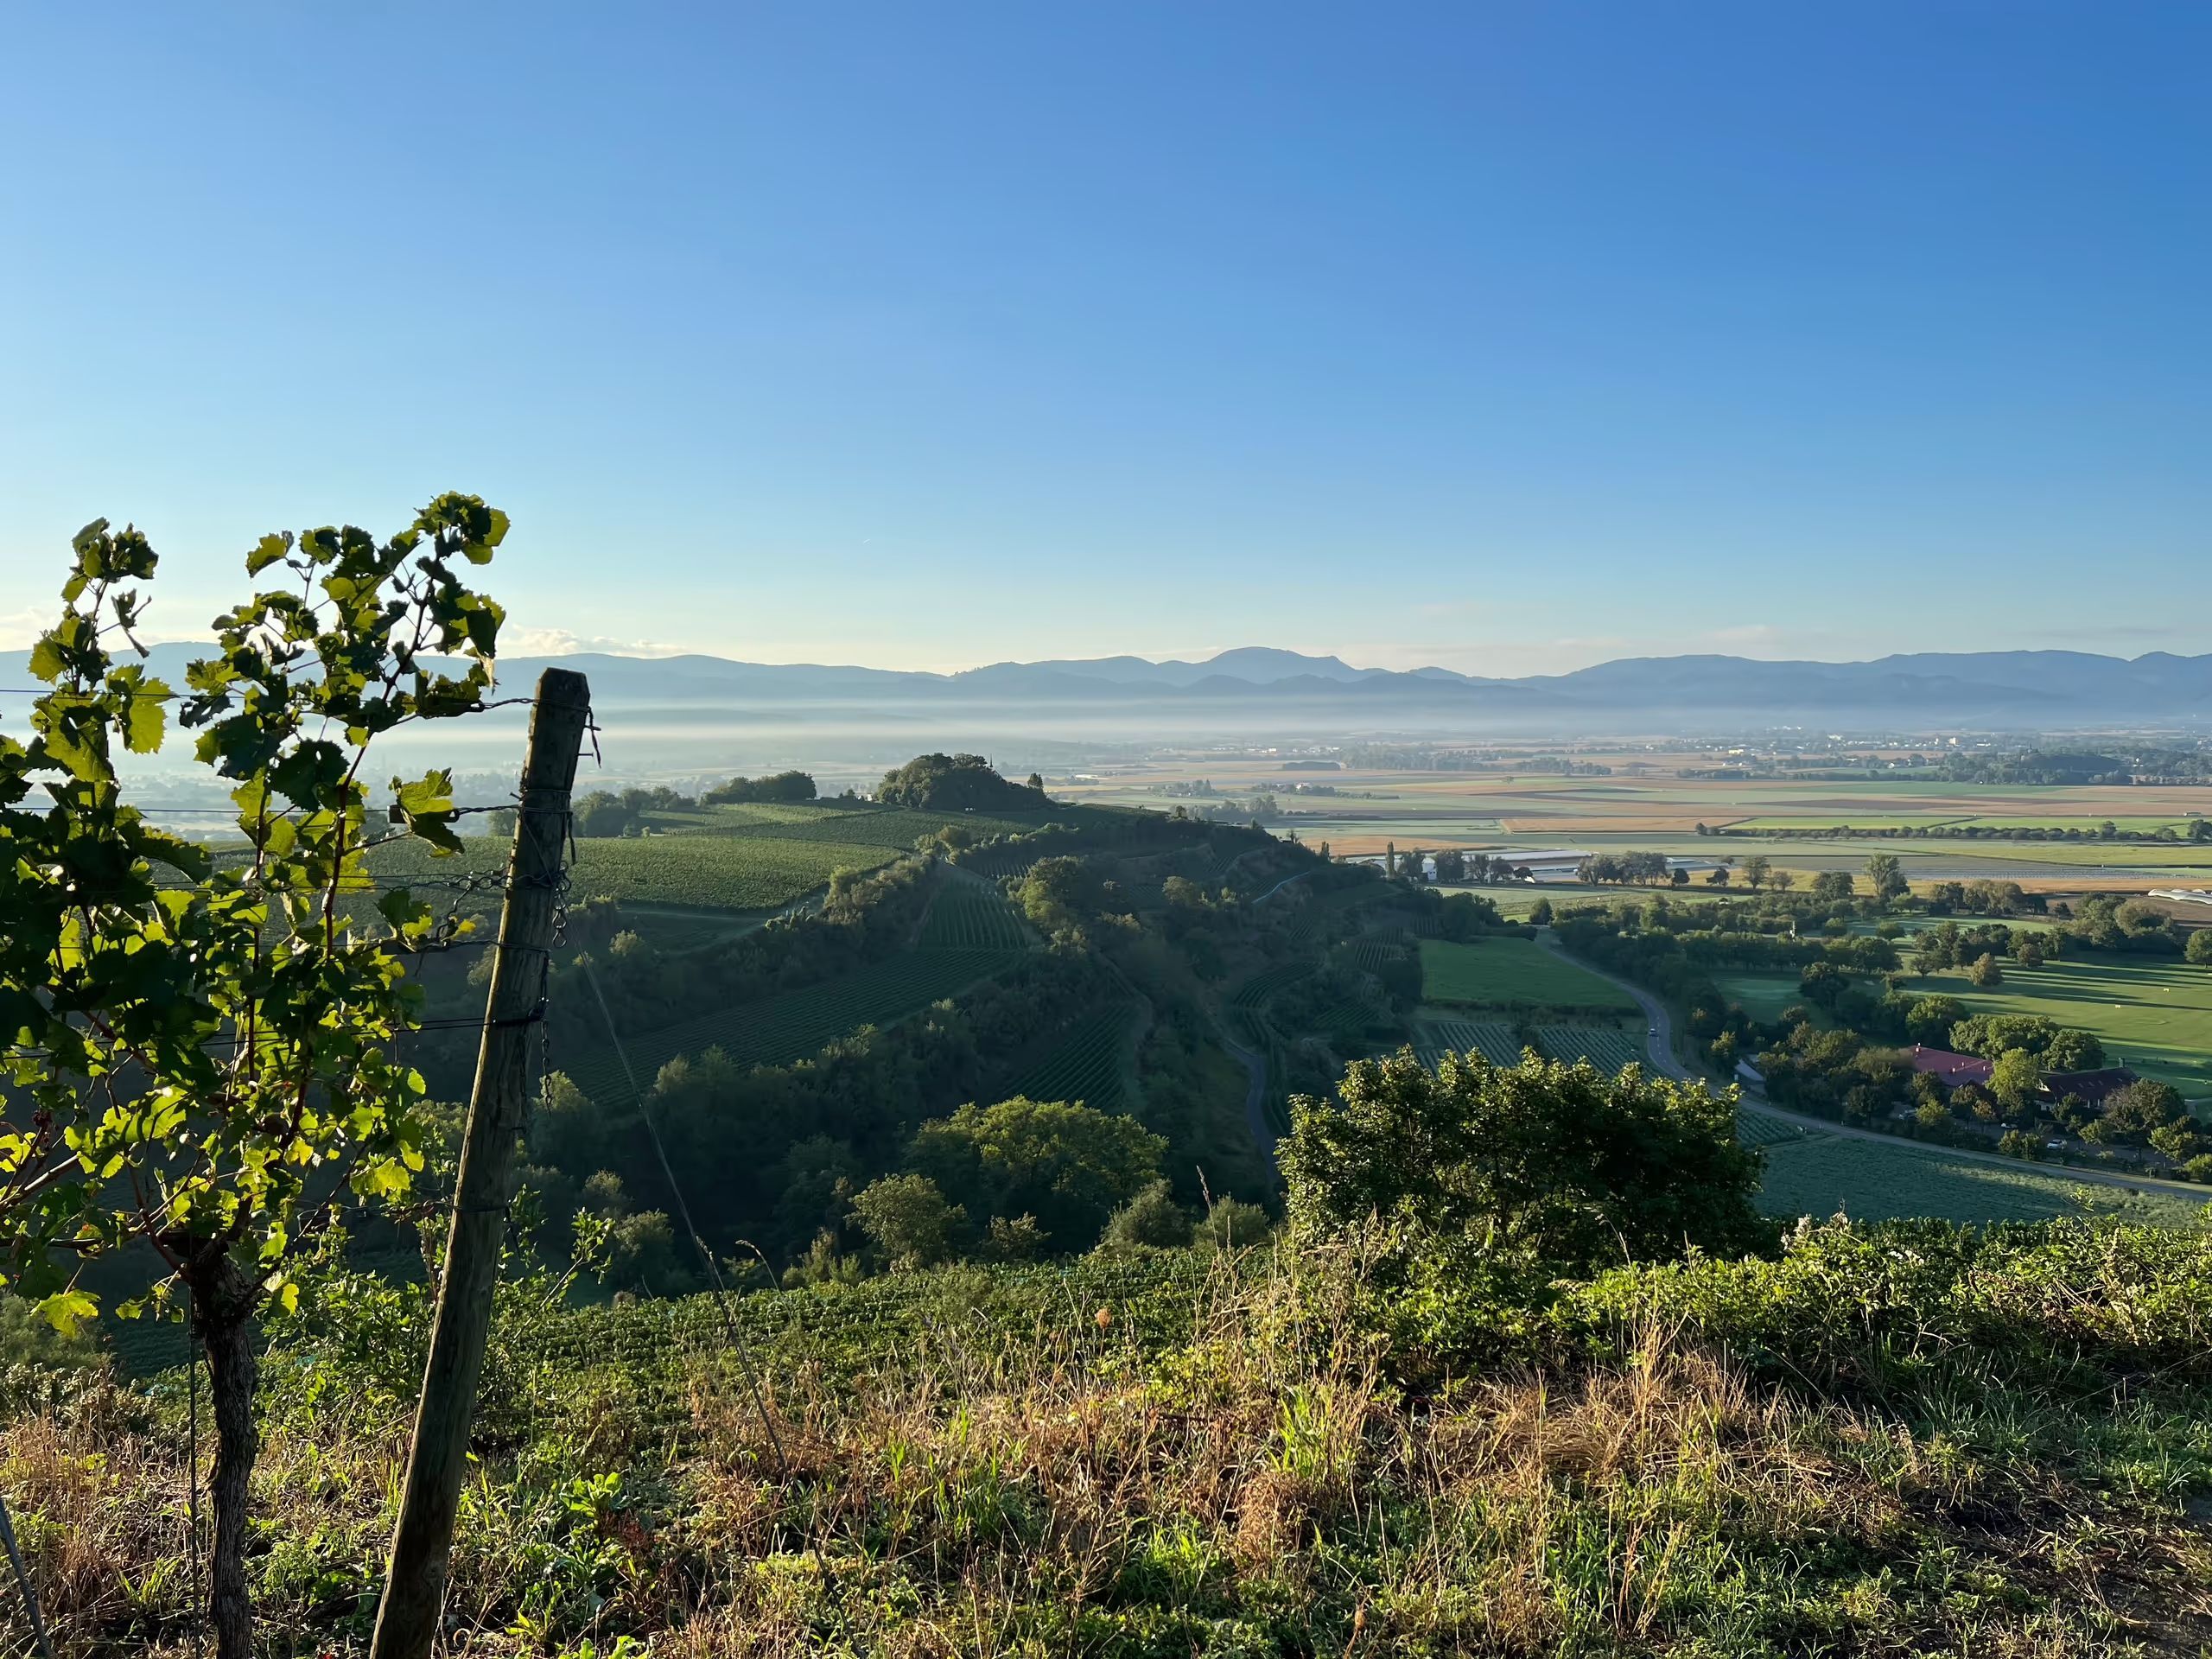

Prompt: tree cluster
[{"left": 878, "top": 753, "right": 1050, "bottom": 812}]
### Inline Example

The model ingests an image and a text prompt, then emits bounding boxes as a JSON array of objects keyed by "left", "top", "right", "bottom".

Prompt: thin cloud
[
  {"left": 505, "top": 627, "right": 691, "bottom": 658},
  {"left": 0, "top": 610, "right": 55, "bottom": 652}
]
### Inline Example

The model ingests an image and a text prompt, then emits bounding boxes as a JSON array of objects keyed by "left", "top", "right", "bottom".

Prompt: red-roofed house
[{"left": 1906, "top": 1046, "right": 1993, "bottom": 1088}]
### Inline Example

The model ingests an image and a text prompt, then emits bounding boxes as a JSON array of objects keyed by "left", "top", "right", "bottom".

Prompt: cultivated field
[
  {"left": 1057, "top": 757, "right": 2212, "bottom": 894},
  {"left": 561, "top": 945, "right": 1023, "bottom": 1103},
  {"left": 918, "top": 875, "right": 1031, "bottom": 950},
  {"left": 1419, "top": 938, "right": 1637, "bottom": 1012},
  {"left": 1535, "top": 1024, "right": 1645, "bottom": 1071},
  {"left": 1415, "top": 1016, "right": 1525, "bottom": 1066},
  {"left": 374, "top": 822, "right": 904, "bottom": 912}
]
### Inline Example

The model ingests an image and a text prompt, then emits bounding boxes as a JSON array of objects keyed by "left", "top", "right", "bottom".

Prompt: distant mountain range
[{"left": 7, "top": 645, "right": 2211, "bottom": 731}]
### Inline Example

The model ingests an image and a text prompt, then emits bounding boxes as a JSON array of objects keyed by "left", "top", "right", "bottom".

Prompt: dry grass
[{"left": 4, "top": 1253, "right": 2210, "bottom": 1656}]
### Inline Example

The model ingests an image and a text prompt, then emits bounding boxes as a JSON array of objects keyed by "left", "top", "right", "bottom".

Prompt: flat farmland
[
  {"left": 1419, "top": 938, "right": 1637, "bottom": 1011},
  {"left": 1059, "top": 758, "right": 2210, "bottom": 894}
]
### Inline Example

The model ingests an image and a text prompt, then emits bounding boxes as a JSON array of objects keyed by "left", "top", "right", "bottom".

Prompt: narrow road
[
  {"left": 1532, "top": 931, "right": 2208, "bottom": 1202},
  {"left": 1219, "top": 1026, "right": 1276, "bottom": 1172}
]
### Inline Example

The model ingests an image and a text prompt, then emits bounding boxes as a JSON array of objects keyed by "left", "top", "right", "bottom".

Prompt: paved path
[{"left": 1532, "top": 931, "right": 2207, "bottom": 1202}]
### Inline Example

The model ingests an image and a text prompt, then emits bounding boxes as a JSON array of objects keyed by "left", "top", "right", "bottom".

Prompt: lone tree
[
  {"left": 0, "top": 499, "right": 512, "bottom": 1658},
  {"left": 1864, "top": 852, "right": 1909, "bottom": 902}
]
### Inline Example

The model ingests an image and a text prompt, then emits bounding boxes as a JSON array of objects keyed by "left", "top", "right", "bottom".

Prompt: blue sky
[{"left": 3, "top": 3, "right": 2205, "bottom": 675}]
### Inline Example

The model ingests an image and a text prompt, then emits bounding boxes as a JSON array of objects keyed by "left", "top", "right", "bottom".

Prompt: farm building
[
  {"left": 2040, "top": 1067, "right": 2139, "bottom": 1107},
  {"left": 1906, "top": 1046, "right": 1993, "bottom": 1089}
]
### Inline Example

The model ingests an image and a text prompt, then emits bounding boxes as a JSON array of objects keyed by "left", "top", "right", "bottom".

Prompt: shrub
[
  {"left": 1281, "top": 1052, "right": 1771, "bottom": 1381},
  {"left": 1099, "top": 1180, "right": 1191, "bottom": 1250},
  {"left": 1195, "top": 1198, "right": 1274, "bottom": 1252}
]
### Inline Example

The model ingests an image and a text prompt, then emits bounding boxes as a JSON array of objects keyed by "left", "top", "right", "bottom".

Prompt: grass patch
[
  {"left": 1419, "top": 937, "right": 1637, "bottom": 1013},
  {"left": 1924, "top": 954, "right": 2212, "bottom": 1096},
  {"left": 1758, "top": 1132, "right": 2203, "bottom": 1224},
  {"left": 1711, "top": 971, "right": 1813, "bottom": 1023},
  {"left": 24, "top": 1236, "right": 2212, "bottom": 1657}
]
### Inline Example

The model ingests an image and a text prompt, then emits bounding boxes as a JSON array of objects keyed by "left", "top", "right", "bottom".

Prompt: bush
[
  {"left": 1284, "top": 1052, "right": 1769, "bottom": 1272},
  {"left": 1281, "top": 1051, "right": 1772, "bottom": 1381},
  {"left": 1099, "top": 1180, "right": 1191, "bottom": 1250},
  {"left": 1195, "top": 1197, "right": 1274, "bottom": 1252}
]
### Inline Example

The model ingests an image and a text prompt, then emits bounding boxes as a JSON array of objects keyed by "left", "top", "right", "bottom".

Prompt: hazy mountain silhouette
[{"left": 5, "top": 645, "right": 2208, "bottom": 728}]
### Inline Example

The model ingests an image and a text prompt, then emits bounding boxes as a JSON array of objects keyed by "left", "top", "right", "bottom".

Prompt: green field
[
  {"left": 562, "top": 946, "right": 1022, "bottom": 1103},
  {"left": 1418, "top": 938, "right": 1637, "bottom": 1011},
  {"left": 1712, "top": 971, "right": 1812, "bottom": 1022},
  {"left": 1756, "top": 1128, "right": 2203, "bottom": 1224},
  {"left": 1925, "top": 954, "right": 2212, "bottom": 1096}
]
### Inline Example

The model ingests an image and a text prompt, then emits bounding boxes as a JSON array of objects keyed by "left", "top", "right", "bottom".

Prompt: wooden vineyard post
[{"left": 368, "top": 667, "right": 591, "bottom": 1659}]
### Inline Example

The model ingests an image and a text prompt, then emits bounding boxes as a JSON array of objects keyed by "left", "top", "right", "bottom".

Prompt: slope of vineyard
[
  {"left": 1007, "top": 1001, "right": 1138, "bottom": 1111},
  {"left": 371, "top": 831, "right": 902, "bottom": 912},
  {"left": 1535, "top": 1024, "right": 1645, "bottom": 1072},
  {"left": 34, "top": 1228, "right": 2212, "bottom": 1657},
  {"left": 918, "top": 876, "right": 1030, "bottom": 950},
  {"left": 1416, "top": 1017, "right": 1524, "bottom": 1067},
  {"left": 560, "top": 946, "right": 1021, "bottom": 1103}
]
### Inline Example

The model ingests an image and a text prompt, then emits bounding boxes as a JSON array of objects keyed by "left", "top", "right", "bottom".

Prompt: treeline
[
  {"left": 1704, "top": 818, "right": 2211, "bottom": 844},
  {"left": 1338, "top": 746, "right": 1613, "bottom": 775},
  {"left": 1934, "top": 747, "right": 2212, "bottom": 785},
  {"left": 702, "top": 768, "right": 818, "bottom": 804},
  {"left": 572, "top": 770, "right": 821, "bottom": 836}
]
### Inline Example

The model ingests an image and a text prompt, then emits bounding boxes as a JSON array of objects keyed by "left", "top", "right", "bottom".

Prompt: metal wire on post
[{"left": 579, "top": 957, "right": 791, "bottom": 1478}]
